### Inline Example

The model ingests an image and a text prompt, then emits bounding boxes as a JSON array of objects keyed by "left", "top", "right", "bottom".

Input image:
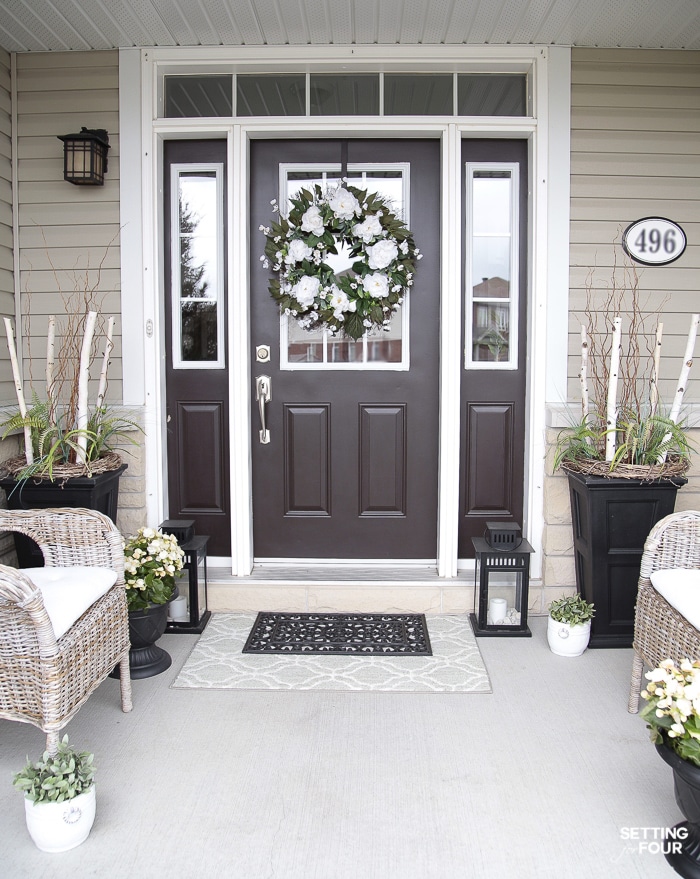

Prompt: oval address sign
[{"left": 622, "top": 217, "right": 687, "bottom": 266}]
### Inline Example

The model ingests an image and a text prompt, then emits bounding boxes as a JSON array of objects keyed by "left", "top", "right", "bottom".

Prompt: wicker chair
[
  {"left": 0, "top": 507, "right": 132, "bottom": 753},
  {"left": 628, "top": 510, "right": 700, "bottom": 713}
]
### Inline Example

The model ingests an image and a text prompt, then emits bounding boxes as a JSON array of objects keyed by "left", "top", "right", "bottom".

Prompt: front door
[{"left": 250, "top": 139, "right": 440, "bottom": 560}]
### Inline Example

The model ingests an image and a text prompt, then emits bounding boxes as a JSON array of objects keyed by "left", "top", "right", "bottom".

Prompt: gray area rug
[{"left": 172, "top": 613, "right": 491, "bottom": 692}]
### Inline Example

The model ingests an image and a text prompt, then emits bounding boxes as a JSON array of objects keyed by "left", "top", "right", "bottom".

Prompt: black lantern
[
  {"left": 160, "top": 520, "right": 211, "bottom": 634},
  {"left": 470, "top": 523, "right": 534, "bottom": 637},
  {"left": 57, "top": 128, "right": 110, "bottom": 185}
]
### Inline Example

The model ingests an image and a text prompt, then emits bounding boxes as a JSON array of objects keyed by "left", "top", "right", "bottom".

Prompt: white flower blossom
[
  {"left": 362, "top": 273, "right": 390, "bottom": 299},
  {"left": 366, "top": 239, "right": 398, "bottom": 270},
  {"left": 352, "top": 215, "right": 383, "bottom": 243},
  {"left": 328, "top": 284, "right": 357, "bottom": 319},
  {"left": 285, "top": 239, "right": 313, "bottom": 265},
  {"left": 292, "top": 275, "right": 321, "bottom": 308},
  {"left": 301, "top": 204, "right": 325, "bottom": 236},
  {"left": 328, "top": 187, "right": 361, "bottom": 221}
]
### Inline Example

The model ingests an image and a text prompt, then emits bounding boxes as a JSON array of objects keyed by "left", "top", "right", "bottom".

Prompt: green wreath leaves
[{"left": 260, "top": 182, "right": 420, "bottom": 341}]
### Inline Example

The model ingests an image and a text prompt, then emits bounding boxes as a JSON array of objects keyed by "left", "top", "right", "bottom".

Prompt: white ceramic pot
[
  {"left": 24, "top": 786, "right": 96, "bottom": 852},
  {"left": 547, "top": 615, "right": 591, "bottom": 657}
]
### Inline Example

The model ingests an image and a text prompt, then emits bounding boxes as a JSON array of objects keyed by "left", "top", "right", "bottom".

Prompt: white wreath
[{"left": 261, "top": 182, "right": 421, "bottom": 340}]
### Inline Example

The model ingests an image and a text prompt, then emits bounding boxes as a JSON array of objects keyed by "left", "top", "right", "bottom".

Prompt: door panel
[
  {"left": 250, "top": 139, "right": 440, "bottom": 559},
  {"left": 459, "top": 140, "right": 528, "bottom": 557},
  {"left": 164, "top": 140, "right": 230, "bottom": 555}
]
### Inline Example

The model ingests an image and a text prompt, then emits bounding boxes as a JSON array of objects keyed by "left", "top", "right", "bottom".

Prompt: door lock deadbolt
[{"left": 256, "top": 345, "right": 271, "bottom": 363}]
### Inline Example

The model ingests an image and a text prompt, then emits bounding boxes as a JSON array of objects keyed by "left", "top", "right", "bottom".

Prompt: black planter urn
[
  {"left": 566, "top": 470, "right": 685, "bottom": 648},
  {"left": 110, "top": 601, "right": 172, "bottom": 680},
  {"left": 657, "top": 743, "right": 700, "bottom": 878}
]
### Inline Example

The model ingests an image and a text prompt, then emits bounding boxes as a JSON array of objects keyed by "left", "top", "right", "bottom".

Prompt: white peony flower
[
  {"left": 352, "top": 215, "right": 383, "bottom": 243},
  {"left": 362, "top": 273, "right": 390, "bottom": 299},
  {"left": 284, "top": 239, "right": 313, "bottom": 265},
  {"left": 301, "top": 204, "right": 325, "bottom": 236},
  {"left": 328, "top": 188, "right": 361, "bottom": 221},
  {"left": 328, "top": 284, "right": 357, "bottom": 319},
  {"left": 292, "top": 275, "right": 321, "bottom": 307},
  {"left": 367, "top": 239, "right": 398, "bottom": 270}
]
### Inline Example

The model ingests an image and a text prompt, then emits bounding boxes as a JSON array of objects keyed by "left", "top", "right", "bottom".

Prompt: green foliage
[
  {"left": 553, "top": 410, "right": 693, "bottom": 475},
  {"left": 548, "top": 594, "right": 595, "bottom": 626},
  {"left": 13, "top": 736, "right": 95, "bottom": 804},
  {"left": 1, "top": 393, "right": 141, "bottom": 480},
  {"left": 640, "top": 660, "right": 700, "bottom": 768}
]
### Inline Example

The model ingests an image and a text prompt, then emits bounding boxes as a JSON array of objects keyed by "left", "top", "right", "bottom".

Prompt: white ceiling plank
[{"left": 0, "top": 0, "right": 699, "bottom": 51}]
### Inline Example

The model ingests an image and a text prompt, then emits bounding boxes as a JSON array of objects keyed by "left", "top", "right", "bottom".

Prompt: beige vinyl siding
[
  {"left": 14, "top": 50, "right": 121, "bottom": 403},
  {"left": 0, "top": 49, "right": 13, "bottom": 403},
  {"left": 569, "top": 48, "right": 700, "bottom": 408}
]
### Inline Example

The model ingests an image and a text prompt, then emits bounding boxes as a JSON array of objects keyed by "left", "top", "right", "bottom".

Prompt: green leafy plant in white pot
[
  {"left": 13, "top": 736, "right": 96, "bottom": 852},
  {"left": 547, "top": 594, "right": 596, "bottom": 657}
]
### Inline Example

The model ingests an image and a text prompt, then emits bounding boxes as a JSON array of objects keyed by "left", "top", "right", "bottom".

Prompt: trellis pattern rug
[
  {"left": 172, "top": 613, "right": 491, "bottom": 692},
  {"left": 242, "top": 612, "right": 432, "bottom": 655}
]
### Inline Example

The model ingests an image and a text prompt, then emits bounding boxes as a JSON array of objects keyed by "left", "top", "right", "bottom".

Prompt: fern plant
[{"left": 1, "top": 392, "right": 140, "bottom": 480}]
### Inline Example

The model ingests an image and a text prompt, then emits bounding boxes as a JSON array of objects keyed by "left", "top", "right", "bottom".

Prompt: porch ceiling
[{"left": 0, "top": 0, "right": 699, "bottom": 53}]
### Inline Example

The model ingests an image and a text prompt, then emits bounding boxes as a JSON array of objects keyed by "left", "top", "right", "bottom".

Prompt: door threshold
[{"left": 211, "top": 562, "right": 458, "bottom": 585}]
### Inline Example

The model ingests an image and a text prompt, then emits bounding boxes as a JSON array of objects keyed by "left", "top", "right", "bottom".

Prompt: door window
[
  {"left": 278, "top": 165, "right": 410, "bottom": 370},
  {"left": 170, "top": 164, "right": 225, "bottom": 368},
  {"left": 465, "top": 164, "right": 520, "bottom": 370}
]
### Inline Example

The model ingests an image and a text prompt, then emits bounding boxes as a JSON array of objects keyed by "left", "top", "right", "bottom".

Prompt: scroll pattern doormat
[
  {"left": 242, "top": 612, "right": 432, "bottom": 655},
  {"left": 172, "top": 613, "right": 491, "bottom": 692}
]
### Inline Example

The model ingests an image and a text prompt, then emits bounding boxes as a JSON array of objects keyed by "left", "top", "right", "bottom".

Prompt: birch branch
[
  {"left": 95, "top": 316, "right": 115, "bottom": 411},
  {"left": 669, "top": 313, "right": 700, "bottom": 424},
  {"left": 605, "top": 316, "right": 622, "bottom": 463},
  {"left": 650, "top": 322, "right": 663, "bottom": 417},
  {"left": 579, "top": 325, "right": 590, "bottom": 419},
  {"left": 46, "top": 315, "right": 56, "bottom": 428},
  {"left": 3, "top": 318, "right": 34, "bottom": 465},
  {"left": 76, "top": 310, "right": 98, "bottom": 463}
]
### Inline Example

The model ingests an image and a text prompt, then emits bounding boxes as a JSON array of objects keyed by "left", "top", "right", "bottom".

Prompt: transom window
[
  {"left": 465, "top": 164, "right": 519, "bottom": 370},
  {"left": 164, "top": 73, "right": 528, "bottom": 118},
  {"left": 280, "top": 165, "right": 410, "bottom": 371}
]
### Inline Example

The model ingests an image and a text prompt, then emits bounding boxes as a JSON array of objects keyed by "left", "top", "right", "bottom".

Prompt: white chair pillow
[
  {"left": 649, "top": 568, "right": 700, "bottom": 632},
  {"left": 23, "top": 566, "right": 118, "bottom": 640}
]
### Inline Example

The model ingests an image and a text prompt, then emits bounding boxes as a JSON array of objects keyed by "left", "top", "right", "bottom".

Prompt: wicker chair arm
[
  {"left": 0, "top": 565, "right": 59, "bottom": 656},
  {"left": 639, "top": 510, "right": 700, "bottom": 581},
  {"left": 0, "top": 506, "right": 125, "bottom": 585}
]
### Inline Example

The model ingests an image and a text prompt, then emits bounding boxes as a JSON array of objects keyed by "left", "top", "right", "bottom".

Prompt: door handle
[{"left": 256, "top": 375, "right": 272, "bottom": 444}]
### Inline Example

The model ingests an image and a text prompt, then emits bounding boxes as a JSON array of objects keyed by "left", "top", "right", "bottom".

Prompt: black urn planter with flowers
[
  {"left": 110, "top": 526, "right": 185, "bottom": 680},
  {"left": 641, "top": 659, "right": 700, "bottom": 878},
  {"left": 656, "top": 742, "right": 700, "bottom": 878}
]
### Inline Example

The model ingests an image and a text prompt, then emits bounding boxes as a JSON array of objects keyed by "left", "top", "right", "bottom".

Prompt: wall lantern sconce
[
  {"left": 470, "top": 522, "right": 534, "bottom": 637},
  {"left": 57, "top": 127, "right": 110, "bottom": 185}
]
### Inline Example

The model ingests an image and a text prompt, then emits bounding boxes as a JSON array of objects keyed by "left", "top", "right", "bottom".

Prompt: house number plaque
[{"left": 622, "top": 217, "right": 687, "bottom": 266}]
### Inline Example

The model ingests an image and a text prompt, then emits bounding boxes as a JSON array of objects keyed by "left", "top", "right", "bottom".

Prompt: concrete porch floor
[{"left": 0, "top": 616, "right": 679, "bottom": 879}]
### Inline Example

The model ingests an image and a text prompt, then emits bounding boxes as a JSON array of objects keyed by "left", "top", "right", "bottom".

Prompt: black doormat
[{"left": 242, "top": 612, "right": 433, "bottom": 656}]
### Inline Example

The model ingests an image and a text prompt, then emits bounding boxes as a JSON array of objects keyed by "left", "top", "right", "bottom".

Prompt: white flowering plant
[
  {"left": 260, "top": 182, "right": 421, "bottom": 340},
  {"left": 640, "top": 658, "right": 700, "bottom": 767},
  {"left": 123, "top": 527, "right": 185, "bottom": 611}
]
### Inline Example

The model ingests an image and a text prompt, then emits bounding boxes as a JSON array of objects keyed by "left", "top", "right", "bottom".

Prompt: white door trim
[{"left": 119, "top": 45, "right": 569, "bottom": 580}]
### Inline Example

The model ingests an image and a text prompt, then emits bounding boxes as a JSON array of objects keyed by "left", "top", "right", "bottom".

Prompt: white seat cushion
[
  {"left": 649, "top": 568, "right": 700, "bottom": 632},
  {"left": 23, "top": 566, "right": 118, "bottom": 640}
]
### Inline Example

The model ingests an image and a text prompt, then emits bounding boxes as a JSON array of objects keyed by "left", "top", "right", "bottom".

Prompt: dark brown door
[
  {"left": 458, "top": 139, "right": 528, "bottom": 557},
  {"left": 250, "top": 139, "right": 440, "bottom": 559},
  {"left": 164, "top": 140, "right": 230, "bottom": 556}
]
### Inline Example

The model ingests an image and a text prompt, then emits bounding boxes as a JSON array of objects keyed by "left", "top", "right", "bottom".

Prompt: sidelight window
[
  {"left": 171, "top": 164, "right": 225, "bottom": 368},
  {"left": 465, "top": 164, "right": 519, "bottom": 370}
]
